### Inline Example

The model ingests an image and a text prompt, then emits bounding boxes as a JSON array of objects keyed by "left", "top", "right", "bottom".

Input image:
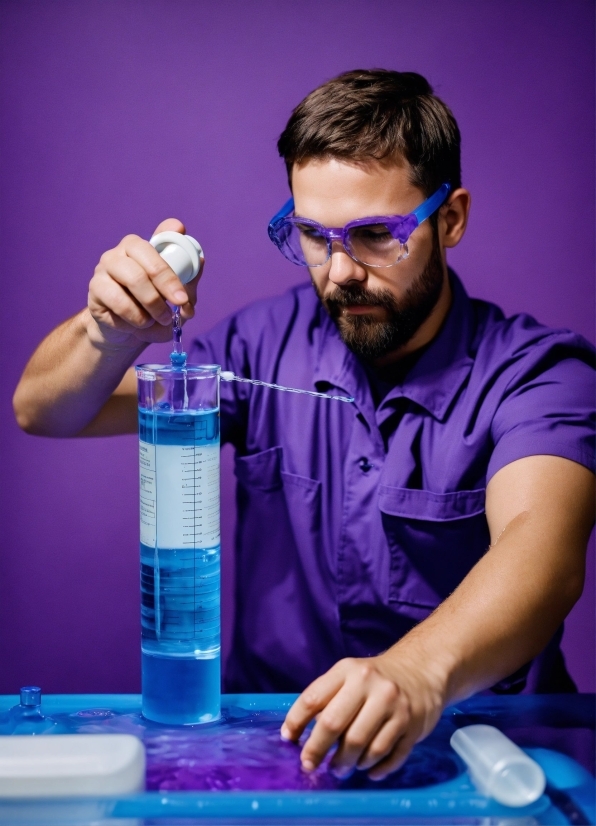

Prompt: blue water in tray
[{"left": 46, "top": 703, "right": 462, "bottom": 792}]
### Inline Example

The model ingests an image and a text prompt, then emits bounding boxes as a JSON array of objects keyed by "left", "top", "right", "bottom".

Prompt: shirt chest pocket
[
  {"left": 234, "top": 446, "right": 322, "bottom": 573},
  {"left": 378, "top": 485, "right": 490, "bottom": 619}
]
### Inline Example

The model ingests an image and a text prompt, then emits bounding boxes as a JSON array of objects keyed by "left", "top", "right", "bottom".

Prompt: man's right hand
[
  {"left": 87, "top": 218, "right": 202, "bottom": 350},
  {"left": 14, "top": 217, "right": 203, "bottom": 437}
]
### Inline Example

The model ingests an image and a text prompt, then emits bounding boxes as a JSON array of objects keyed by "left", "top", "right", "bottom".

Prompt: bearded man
[{"left": 14, "top": 70, "right": 595, "bottom": 780}]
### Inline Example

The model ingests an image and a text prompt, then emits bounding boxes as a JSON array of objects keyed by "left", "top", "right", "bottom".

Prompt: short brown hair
[{"left": 277, "top": 69, "right": 461, "bottom": 197}]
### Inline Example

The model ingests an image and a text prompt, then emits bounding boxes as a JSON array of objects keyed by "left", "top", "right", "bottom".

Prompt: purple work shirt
[{"left": 191, "top": 272, "right": 595, "bottom": 694}]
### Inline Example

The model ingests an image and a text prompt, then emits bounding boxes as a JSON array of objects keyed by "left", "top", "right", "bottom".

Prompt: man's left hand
[{"left": 280, "top": 651, "right": 446, "bottom": 780}]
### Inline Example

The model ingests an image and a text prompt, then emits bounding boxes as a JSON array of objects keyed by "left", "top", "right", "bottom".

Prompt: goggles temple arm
[
  {"left": 411, "top": 183, "right": 451, "bottom": 226},
  {"left": 269, "top": 197, "right": 295, "bottom": 228}
]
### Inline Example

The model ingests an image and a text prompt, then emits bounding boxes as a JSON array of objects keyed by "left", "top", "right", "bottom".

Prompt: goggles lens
[
  {"left": 273, "top": 220, "right": 408, "bottom": 268},
  {"left": 295, "top": 222, "right": 329, "bottom": 266},
  {"left": 347, "top": 223, "right": 407, "bottom": 267}
]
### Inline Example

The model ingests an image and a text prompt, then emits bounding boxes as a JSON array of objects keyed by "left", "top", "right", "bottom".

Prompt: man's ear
[{"left": 441, "top": 188, "right": 471, "bottom": 248}]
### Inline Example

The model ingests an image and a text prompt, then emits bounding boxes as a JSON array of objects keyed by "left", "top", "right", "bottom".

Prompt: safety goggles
[{"left": 268, "top": 182, "right": 451, "bottom": 268}]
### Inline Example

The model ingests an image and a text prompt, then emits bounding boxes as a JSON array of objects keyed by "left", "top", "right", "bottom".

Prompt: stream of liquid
[
  {"left": 170, "top": 305, "right": 187, "bottom": 369},
  {"left": 169, "top": 307, "right": 354, "bottom": 402}
]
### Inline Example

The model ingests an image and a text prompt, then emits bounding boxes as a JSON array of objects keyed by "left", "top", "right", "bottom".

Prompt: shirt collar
[{"left": 313, "top": 270, "right": 475, "bottom": 422}]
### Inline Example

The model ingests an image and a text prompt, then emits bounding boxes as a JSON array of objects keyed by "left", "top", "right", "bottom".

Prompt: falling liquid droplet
[{"left": 170, "top": 306, "right": 187, "bottom": 369}]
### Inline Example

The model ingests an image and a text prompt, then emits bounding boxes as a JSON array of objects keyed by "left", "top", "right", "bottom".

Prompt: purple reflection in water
[
  {"left": 51, "top": 705, "right": 461, "bottom": 792},
  {"left": 145, "top": 719, "right": 459, "bottom": 791}
]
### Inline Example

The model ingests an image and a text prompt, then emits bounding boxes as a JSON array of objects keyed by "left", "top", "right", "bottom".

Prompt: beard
[{"left": 312, "top": 234, "right": 445, "bottom": 362}]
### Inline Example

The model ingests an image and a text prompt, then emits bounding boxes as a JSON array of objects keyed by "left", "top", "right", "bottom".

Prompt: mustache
[{"left": 323, "top": 285, "right": 398, "bottom": 313}]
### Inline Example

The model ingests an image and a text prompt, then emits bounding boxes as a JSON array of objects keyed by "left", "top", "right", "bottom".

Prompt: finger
[
  {"left": 89, "top": 275, "right": 154, "bottom": 330},
  {"left": 153, "top": 217, "right": 186, "bottom": 235},
  {"left": 299, "top": 681, "right": 367, "bottom": 771},
  {"left": 356, "top": 715, "right": 406, "bottom": 772},
  {"left": 329, "top": 696, "right": 395, "bottom": 777},
  {"left": 176, "top": 277, "right": 199, "bottom": 323},
  {"left": 367, "top": 733, "right": 417, "bottom": 781},
  {"left": 357, "top": 688, "right": 408, "bottom": 771},
  {"left": 281, "top": 664, "right": 349, "bottom": 744},
  {"left": 180, "top": 266, "right": 201, "bottom": 314},
  {"left": 93, "top": 309, "right": 173, "bottom": 343},
  {"left": 103, "top": 257, "right": 173, "bottom": 325},
  {"left": 120, "top": 235, "right": 189, "bottom": 305}
]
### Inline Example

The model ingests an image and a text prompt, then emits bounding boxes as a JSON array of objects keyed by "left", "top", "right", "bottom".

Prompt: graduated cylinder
[{"left": 136, "top": 363, "right": 221, "bottom": 725}]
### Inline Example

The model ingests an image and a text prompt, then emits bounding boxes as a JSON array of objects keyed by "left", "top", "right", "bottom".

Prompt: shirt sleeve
[{"left": 487, "top": 333, "right": 596, "bottom": 482}]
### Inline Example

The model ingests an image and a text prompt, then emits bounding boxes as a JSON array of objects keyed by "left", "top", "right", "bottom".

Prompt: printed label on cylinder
[
  {"left": 139, "top": 439, "right": 220, "bottom": 549},
  {"left": 139, "top": 441, "right": 157, "bottom": 546}
]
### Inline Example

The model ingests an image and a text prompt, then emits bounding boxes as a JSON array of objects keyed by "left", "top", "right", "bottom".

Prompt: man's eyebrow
[
  {"left": 291, "top": 211, "right": 410, "bottom": 225},
  {"left": 293, "top": 215, "right": 328, "bottom": 228}
]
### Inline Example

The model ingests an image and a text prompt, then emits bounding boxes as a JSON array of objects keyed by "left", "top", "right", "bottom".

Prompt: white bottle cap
[
  {"left": 149, "top": 231, "right": 205, "bottom": 285},
  {"left": 450, "top": 724, "right": 546, "bottom": 807}
]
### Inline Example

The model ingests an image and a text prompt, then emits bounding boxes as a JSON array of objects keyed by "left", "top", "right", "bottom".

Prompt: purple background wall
[{"left": 1, "top": 0, "right": 594, "bottom": 694}]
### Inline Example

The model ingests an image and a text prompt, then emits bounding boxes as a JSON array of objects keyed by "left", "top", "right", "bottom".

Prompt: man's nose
[{"left": 328, "top": 241, "right": 366, "bottom": 286}]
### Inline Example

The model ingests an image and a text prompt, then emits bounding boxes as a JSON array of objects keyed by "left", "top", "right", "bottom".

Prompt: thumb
[{"left": 152, "top": 217, "right": 186, "bottom": 235}]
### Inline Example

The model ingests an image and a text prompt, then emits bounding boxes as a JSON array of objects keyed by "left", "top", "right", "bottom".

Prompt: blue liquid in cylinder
[{"left": 139, "top": 407, "right": 220, "bottom": 724}]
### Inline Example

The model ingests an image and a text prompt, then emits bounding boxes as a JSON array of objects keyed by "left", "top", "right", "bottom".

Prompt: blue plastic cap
[{"left": 20, "top": 686, "right": 41, "bottom": 706}]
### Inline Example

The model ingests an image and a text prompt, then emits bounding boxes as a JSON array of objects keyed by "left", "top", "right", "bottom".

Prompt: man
[{"left": 13, "top": 70, "right": 595, "bottom": 781}]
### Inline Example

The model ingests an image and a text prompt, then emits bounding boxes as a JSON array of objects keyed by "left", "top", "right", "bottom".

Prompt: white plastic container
[
  {"left": 149, "top": 231, "right": 204, "bottom": 285},
  {"left": 0, "top": 734, "right": 145, "bottom": 797},
  {"left": 450, "top": 724, "right": 546, "bottom": 807}
]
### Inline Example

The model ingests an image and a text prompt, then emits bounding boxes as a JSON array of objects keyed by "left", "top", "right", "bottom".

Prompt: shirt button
[{"left": 358, "top": 457, "right": 373, "bottom": 472}]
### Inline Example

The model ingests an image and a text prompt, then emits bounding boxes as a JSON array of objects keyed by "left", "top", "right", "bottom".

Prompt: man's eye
[
  {"left": 353, "top": 226, "right": 392, "bottom": 242},
  {"left": 297, "top": 224, "right": 325, "bottom": 240}
]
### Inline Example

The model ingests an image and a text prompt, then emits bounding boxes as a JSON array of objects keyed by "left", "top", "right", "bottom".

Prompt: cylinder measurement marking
[{"left": 180, "top": 440, "right": 220, "bottom": 547}]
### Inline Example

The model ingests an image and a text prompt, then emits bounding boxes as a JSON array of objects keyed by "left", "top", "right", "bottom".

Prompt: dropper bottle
[
  {"left": 149, "top": 231, "right": 205, "bottom": 367},
  {"left": 4, "top": 687, "right": 59, "bottom": 734}
]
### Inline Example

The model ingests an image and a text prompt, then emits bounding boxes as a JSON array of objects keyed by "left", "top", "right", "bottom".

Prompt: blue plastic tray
[{"left": 0, "top": 693, "right": 593, "bottom": 824}]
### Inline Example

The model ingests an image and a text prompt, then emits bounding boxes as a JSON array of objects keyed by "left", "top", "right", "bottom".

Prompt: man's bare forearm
[
  {"left": 388, "top": 518, "right": 581, "bottom": 705},
  {"left": 13, "top": 308, "right": 145, "bottom": 437},
  {"left": 385, "top": 457, "right": 594, "bottom": 705}
]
